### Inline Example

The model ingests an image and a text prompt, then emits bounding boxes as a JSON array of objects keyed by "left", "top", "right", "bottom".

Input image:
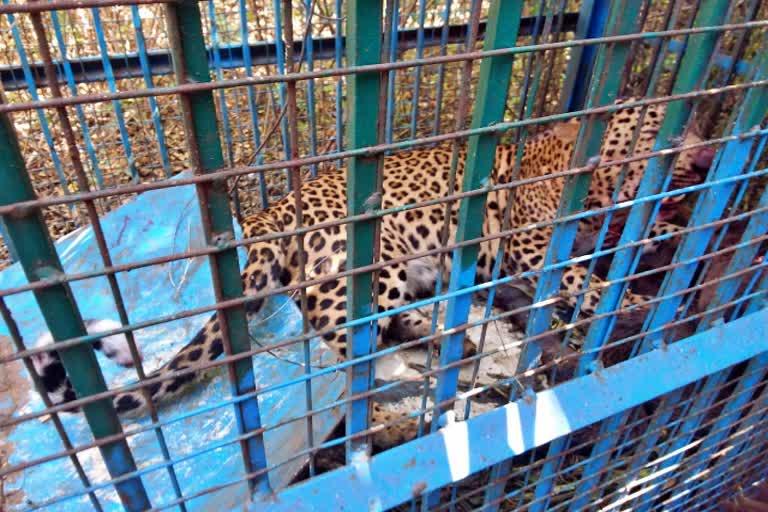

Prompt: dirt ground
[{"left": 0, "top": 336, "right": 30, "bottom": 509}]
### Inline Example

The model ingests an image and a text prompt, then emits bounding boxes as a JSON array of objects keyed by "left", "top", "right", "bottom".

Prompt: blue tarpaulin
[{"left": 1, "top": 174, "right": 344, "bottom": 510}]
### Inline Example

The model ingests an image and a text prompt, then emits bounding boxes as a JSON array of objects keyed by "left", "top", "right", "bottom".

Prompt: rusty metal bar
[
  {"left": 164, "top": 0, "right": 270, "bottom": 494},
  {"left": 1, "top": 85, "right": 762, "bottom": 225},
  {"left": 0, "top": 20, "right": 764, "bottom": 116},
  {"left": 26, "top": 8, "right": 187, "bottom": 507}
]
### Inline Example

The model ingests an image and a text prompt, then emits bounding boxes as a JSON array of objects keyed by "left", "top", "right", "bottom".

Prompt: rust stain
[
  {"left": 411, "top": 481, "right": 428, "bottom": 497},
  {"left": 404, "top": 457, "right": 417, "bottom": 469}
]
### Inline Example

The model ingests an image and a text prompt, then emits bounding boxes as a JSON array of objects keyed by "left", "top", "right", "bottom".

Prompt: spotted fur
[{"left": 33, "top": 100, "right": 711, "bottom": 449}]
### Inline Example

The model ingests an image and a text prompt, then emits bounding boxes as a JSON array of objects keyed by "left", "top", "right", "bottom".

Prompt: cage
[{"left": 0, "top": 0, "right": 767, "bottom": 510}]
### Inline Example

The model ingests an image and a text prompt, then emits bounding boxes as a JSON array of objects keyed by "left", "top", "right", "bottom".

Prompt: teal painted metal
[
  {"left": 580, "top": 0, "right": 735, "bottom": 370},
  {"left": 248, "top": 308, "right": 768, "bottom": 511},
  {"left": 641, "top": 40, "right": 768, "bottom": 352},
  {"left": 523, "top": 0, "right": 642, "bottom": 368},
  {"left": 493, "top": 3, "right": 643, "bottom": 509},
  {"left": 165, "top": 0, "right": 270, "bottom": 494},
  {"left": 0, "top": 110, "right": 150, "bottom": 509},
  {"left": 431, "top": 0, "right": 522, "bottom": 425},
  {"left": 344, "top": 0, "right": 383, "bottom": 461}
]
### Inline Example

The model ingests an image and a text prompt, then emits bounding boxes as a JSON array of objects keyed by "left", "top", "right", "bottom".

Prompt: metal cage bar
[
  {"left": 0, "top": 91, "right": 151, "bottom": 512},
  {"left": 164, "top": 0, "right": 270, "bottom": 494},
  {"left": 344, "top": 0, "right": 383, "bottom": 461}
]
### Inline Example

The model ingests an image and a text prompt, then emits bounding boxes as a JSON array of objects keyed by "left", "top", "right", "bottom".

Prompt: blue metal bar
[
  {"left": 641, "top": 43, "right": 768, "bottom": 353},
  {"left": 91, "top": 8, "right": 138, "bottom": 181},
  {"left": 238, "top": 0, "right": 269, "bottom": 208},
  {"left": 431, "top": 0, "right": 522, "bottom": 427},
  {"left": 207, "top": 0, "right": 235, "bottom": 167},
  {"left": 167, "top": 0, "right": 270, "bottom": 494},
  {"left": 344, "top": 0, "right": 383, "bottom": 461},
  {"left": 248, "top": 308, "right": 768, "bottom": 512},
  {"left": 696, "top": 136, "right": 768, "bottom": 330},
  {"left": 522, "top": 0, "right": 641, "bottom": 384},
  {"left": 579, "top": 0, "right": 735, "bottom": 369},
  {"left": 408, "top": 0, "right": 427, "bottom": 139},
  {"left": 334, "top": 0, "right": 343, "bottom": 164},
  {"left": 304, "top": 0, "right": 318, "bottom": 177},
  {"left": 271, "top": 0, "right": 292, "bottom": 189},
  {"left": 431, "top": 0, "right": 453, "bottom": 136},
  {"left": 4, "top": 6, "right": 70, "bottom": 195},
  {"left": 49, "top": 11, "right": 103, "bottom": 189},
  {"left": 560, "top": 0, "right": 610, "bottom": 112},
  {"left": 384, "top": 0, "right": 400, "bottom": 145},
  {"left": 130, "top": 5, "right": 172, "bottom": 178}
]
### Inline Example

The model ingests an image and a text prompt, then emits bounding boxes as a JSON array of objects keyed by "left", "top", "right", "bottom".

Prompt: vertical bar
[
  {"left": 239, "top": 0, "right": 269, "bottom": 208},
  {"left": 432, "top": 0, "right": 522, "bottom": 423},
  {"left": 579, "top": 0, "right": 734, "bottom": 369},
  {"left": 164, "top": 0, "right": 270, "bottom": 494},
  {"left": 271, "top": 0, "right": 292, "bottom": 189},
  {"left": 522, "top": 0, "right": 642, "bottom": 381},
  {"left": 49, "top": 10, "right": 103, "bottom": 190},
  {"left": 408, "top": 0, "right": 427, "bottom": 138},
  {"left": 696, "top": 135, "right": 768, "bottom": 331},
  {"left": 431, "top": 0, "right": 453, "bottom": 136},
  {"left": 281, "top": 0, "right": 316, "bottom": 478},
  {"left": 91, "top": 8, "right": 138, "bottom": 181},
  {"left": 497, "top": 3, "right": 642, "bottom": 509},
  {"left": 559, "top": 0, "right": 610, "bottom": 112},
  {"left": 207, "top": 0, "right": 235, "bottom": 167},
  {"left": 384, "top": 0, "right": 399, "bottom": 145},
  {"left": 130, "top": 5, "right": 172, "bottom": 178},
  {"left": 4, "top": 5, "right": 70, "bottom": 196},
  {"left": 344, "top": 0, "right": 383, "bottom": 462},
  {"left": 640, "top": 44, "right": 768, "bottom": 353},
  {"left": 0, "top": 107, "right": 150, "bottom": 512},
  {"left": 0, "top": 298, "right": 103, "bottom": 511},
  {"left": 304, "top": 0, "right": 319, "bottom": 177},
  {"left": 334, "top": 0, "right": 344, "bottom": 164}
]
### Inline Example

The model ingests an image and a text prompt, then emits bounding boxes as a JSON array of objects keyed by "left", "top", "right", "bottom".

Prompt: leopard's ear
[{"left": 551, "top": 117, "right": 581, "bottom": 143}]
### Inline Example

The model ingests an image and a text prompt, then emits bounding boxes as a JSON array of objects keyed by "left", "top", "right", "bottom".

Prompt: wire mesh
[{"left": 0, "top": 0, "right": 766, "bottom": 511}]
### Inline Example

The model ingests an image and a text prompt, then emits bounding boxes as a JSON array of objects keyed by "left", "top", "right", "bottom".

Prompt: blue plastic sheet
[{"left": 1, "top": 174, "right": 344, "bottom": 510}]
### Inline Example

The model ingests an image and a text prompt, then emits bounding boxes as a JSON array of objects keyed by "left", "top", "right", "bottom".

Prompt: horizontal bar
[
  {"left": 249, "top": 308, "right": 768, "bottom": 511},
  {"left": 0, "top": 0, "right": 172, "bottom": 14},
  {"left": 0, "top": 88, "right": 763, "bottom": 221},
  {"left": 0, "top": 14, "right": 579, "bottom": 91},
  {"left": 1, "top": 147, "right": 765, "bottom": 313},
  {"left": 4, "top": 284, "right": 765, "bottom": 483},
  {"left": 1, "top": 20, "right": 764, "bottom": 114}
]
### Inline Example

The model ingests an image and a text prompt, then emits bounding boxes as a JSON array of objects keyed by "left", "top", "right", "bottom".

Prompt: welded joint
[
  {"left": 211, "top": 230, "right": 234, "bottom": 249},
  {"left": 363, "top": 191, "right": 382, "bottom": 214},
  {"left": 3, "top": 203, "right": 36, "bottom": 220},
  {"left": 34, "top": 265, "right": 65, "bottom": 281}
]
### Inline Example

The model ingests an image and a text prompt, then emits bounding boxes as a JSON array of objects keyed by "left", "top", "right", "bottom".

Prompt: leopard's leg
[
  {"left": 111, "top": 214, "right": 290, "bottom": 415},
  {"left": 503, "top": 227, "right": 653, "bottom": 317}
]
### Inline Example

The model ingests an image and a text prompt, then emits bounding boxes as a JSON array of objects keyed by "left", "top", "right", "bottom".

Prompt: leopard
[{"left": 32, "top": 98, "right": 714, "bottom": 453}]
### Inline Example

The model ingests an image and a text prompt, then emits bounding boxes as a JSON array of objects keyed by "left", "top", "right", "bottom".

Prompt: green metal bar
[
  {"left": 493, "top": 3, "right": 643, "bottom": 510},
  {"left": 582, "top": 0, "right": 733, "bottom": 363},
  {"left": 432, "top": 0, "right": 522, "bottom": 419},
  {"left": 164, "top": 0, "right": 270, "bottom": 494},
  {"left": 522, "top": 0, "right": 643, "bottom": 371},
  {"left": 344, "top": 0, "right": 383, "bottom": 461},
  {"left": 0, "top": 109, "right": 151, "bottom": 509}
]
